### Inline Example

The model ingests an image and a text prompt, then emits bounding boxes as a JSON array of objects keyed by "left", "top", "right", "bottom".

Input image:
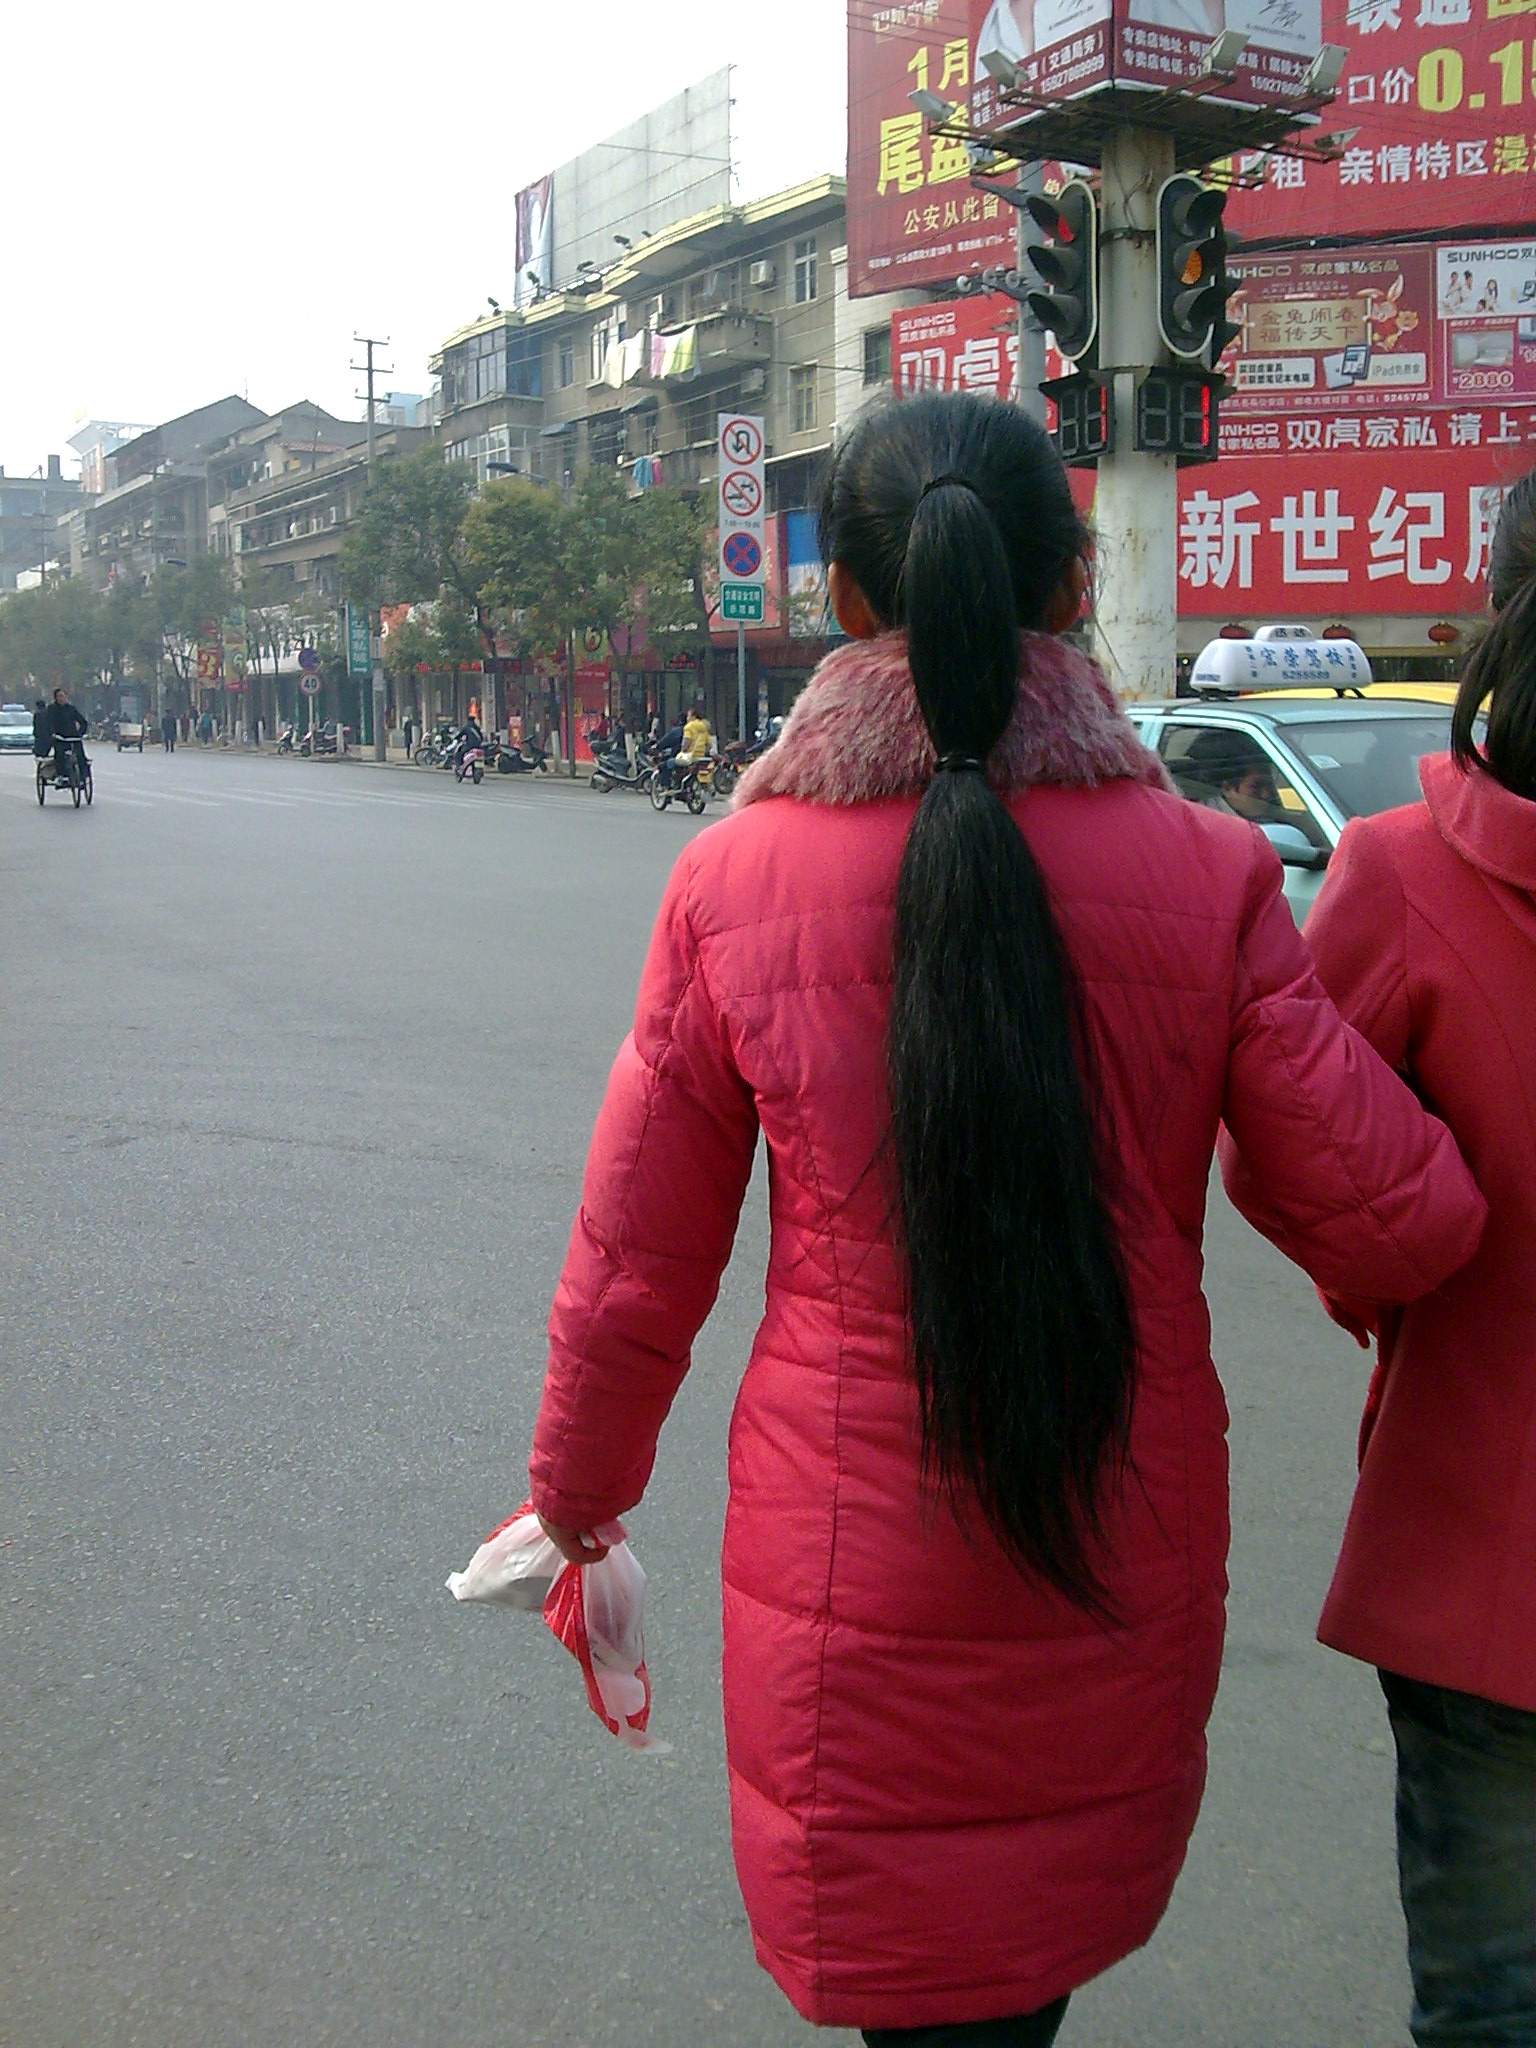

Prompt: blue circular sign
[
  {"left": 298, "top": 646, "right": 319, "bottom": 673},
  {"left": 722, "top": 531, "right": 762, "bottom": 577}
]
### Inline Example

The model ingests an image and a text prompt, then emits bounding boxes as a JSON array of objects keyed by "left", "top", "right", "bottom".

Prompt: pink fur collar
[{"left": 734, "top": 631, "right": 1170, "bottom": 808}]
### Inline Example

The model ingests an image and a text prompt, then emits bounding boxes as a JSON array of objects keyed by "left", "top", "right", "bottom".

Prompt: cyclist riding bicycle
[{"left": 48, "top": 688, "right": 90, "bottom": 784}]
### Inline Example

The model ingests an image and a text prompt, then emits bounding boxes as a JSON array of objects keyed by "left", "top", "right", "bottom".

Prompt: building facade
[{"left": 0, "top": 458, "right": 82, "bottom": 592}]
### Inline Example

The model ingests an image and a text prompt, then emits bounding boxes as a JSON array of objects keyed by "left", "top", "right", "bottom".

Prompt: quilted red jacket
[{"left": 529, "top": 632, "right": 1483, "bottom": 2033}]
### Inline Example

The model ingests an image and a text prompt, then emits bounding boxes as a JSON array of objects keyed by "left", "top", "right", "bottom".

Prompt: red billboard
[
  {"left": 847, "top": 0, "right": 1016, "bottom": 298},
  {"left": 1232, "top": 3, "right": 1536, "bottom": 243},
  {"left": 892, "top": 293, "right": 1023, "bottom": 397},
  {"left": 1222, "top": 240, "right": 1536, "bottom": 417},
  {"left": 1174, "top": 442, "right": 1526, "bottom": 614}
]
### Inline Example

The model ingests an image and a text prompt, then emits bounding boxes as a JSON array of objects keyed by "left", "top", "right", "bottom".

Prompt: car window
[
  {"left": 1284, "top": 714, "right": 1454, "bottom": 819},
  {"left": 1159, "top": 723, "right": 1332, "bottom": 849}
]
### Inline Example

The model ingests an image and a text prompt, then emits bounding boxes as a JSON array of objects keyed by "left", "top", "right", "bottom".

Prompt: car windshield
[
  {"left": 1285, "top": 714, "right": 1456, "bottom": 819},
  {"left": 0, "top": 710, "right": 30, "bottom": 729}
]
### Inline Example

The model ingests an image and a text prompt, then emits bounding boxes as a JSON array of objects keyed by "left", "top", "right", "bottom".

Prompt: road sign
[
  {"left": 344, "top": 604, "right": 371, "bottom": 679},
  {"left": 721, "top": 582, "right": 764, "bottom": 623},
  {"left": 721, "top": 530, "right": 762, "bottom": 578},
  {"left": 298, "top": 645, "right": 319, "bottom": 674},
  {"left": 718, "top": 410, "right": 766, "bottom": 601},
  {"left": 298, "top": 675, "right": 321, "bottom": 696}
]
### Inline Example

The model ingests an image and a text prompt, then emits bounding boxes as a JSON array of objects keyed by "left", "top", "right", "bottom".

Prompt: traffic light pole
[
  {"left": 1090, "top": 125, "right": 1178, "bottom": 701},
  {"left": 1014, "top": 164, "right": 1047, "bottom": 427}
]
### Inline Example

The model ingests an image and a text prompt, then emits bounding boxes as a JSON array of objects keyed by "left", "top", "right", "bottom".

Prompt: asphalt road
[{"left": 3, "top": 747, "right": 1408, "bottom": 2048}]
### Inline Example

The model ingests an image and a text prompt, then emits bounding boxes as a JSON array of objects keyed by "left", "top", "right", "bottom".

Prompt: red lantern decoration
[
  {"left": 1321, "top": 624, "right": 1355, "bottom": 641},
  {"left": 1218, "top": 622, "right": 1249, "bottom": 640},
  {"left": 1427, "top": 621, "right": 1460, "bottom": 646}
]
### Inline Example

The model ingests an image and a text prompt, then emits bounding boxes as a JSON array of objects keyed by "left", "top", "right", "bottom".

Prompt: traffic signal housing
[
  {"left": 1042, "top": 373, "right": 1113, "bottom": 470},
  {"left": 1135, "top": 365, "right": 1223, "bottom": 467},
  {"left": 1022, "top": 179, "right": 1099, "bottom": 365},
  {"left": 1156, "top": 175, "right": 1240, "bottom": 363}
]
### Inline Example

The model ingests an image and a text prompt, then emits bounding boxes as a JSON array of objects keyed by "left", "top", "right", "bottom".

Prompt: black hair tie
[
  {"left": 936, "top": 752, "right": 984, "bottom": 773},
  {"left": 918, "top": 474, "right": 977, "bottom": 502}
]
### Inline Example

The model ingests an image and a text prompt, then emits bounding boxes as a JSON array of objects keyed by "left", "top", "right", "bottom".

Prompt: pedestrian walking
[
  {"left": 160, "top": 710, "right": 177, "bottom": 753},
  {"left": 525, "top": 392, "right": 1484, "bottom": 2045},
  {"left": 1265, "top": 469, "right": 1536, "bottom": 2048},
  {"left": 197, "top": 709, "right": 213, "bottom": 747}
]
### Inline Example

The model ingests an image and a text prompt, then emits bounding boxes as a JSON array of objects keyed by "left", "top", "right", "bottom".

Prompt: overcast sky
[{"left": 2, "top": 0, "right": 847, "bottom": 476}]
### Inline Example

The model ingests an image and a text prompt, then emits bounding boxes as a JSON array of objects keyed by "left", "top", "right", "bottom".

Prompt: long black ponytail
[
  {"left": 820, "top": 392, "right": 1135, "bottom": 1611},
  {"left": 1453, "top": 468, "right": 1536, "bottom": 799}
]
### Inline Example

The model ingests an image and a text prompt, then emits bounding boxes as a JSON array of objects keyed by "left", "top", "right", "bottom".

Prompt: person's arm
[
  {"left": 529, "top": 847, "right": 759, "bottom": 1534},
  {"left": 1219, "top": 829, "right": 1483, "bottom": 1303}
]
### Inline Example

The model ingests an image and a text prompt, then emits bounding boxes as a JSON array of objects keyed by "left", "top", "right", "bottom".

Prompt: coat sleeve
[
  {"left": 1218, "top": 828, "right": 1483, "bottom": 1303},
  {"left": 528, "top": 846, "right": 759, "bottom": 1528}
]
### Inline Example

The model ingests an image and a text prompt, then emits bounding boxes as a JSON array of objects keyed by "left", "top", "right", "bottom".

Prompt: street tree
[
  {"left": 342, "top": 448, "right": 488, "bottom": 657},
  {"left": 0, "top": 579, "right": 112, "bottom": 698},
  {"left": 148, "top": 557, "right": 238, "bottom": 706}
]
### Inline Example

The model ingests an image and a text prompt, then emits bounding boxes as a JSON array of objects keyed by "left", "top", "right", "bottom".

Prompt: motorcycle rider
[
  {"left": 48, "top": 687, "right": 90, "bottom": 784},
  {"left": 653, "top": 712, "right": 688, "bottom": 791},
  {"left": 453, "top": 710, "right": 485, "bottom": 771}
]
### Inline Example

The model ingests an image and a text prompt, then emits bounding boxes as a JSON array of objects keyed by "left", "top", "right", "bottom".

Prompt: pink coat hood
[{"left": 532, "top": 633, "right": 1483, "bottom": 2029}]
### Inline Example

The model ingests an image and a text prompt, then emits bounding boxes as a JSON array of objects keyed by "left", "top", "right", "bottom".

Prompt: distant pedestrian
[
  {"left": 197, "top": 710, "right": 213, "bottom": 746},
  {"left": 160, "top": 711, "right": 177, "bottom": 753},
  {"left": 1275, "top": 468, "right": 1536, "bottom": 2047},
  {"left": 524, "top": 391, "right": 1484, "bottom": 2046},
  {"left": 402, "top": 715, "right": 414, "bottom": 758}
]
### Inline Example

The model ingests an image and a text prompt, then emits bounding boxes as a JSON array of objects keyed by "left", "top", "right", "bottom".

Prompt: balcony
[{"left": 685, "top": 310, "right": 773, "bottom": 374}]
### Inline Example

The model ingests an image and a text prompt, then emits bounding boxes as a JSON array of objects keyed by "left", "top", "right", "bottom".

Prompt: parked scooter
[
  {"left": 454, "top": 740, "right": 486, "bottom": 785},
  {"left": 498, "top": 736, "right": 551, "bottom": 775},
  {"left": 590, "top": 740, "right": 655, "bottom": 794},
  {"left": 277, "top": 722, "right": 298, "bottom": 755}
]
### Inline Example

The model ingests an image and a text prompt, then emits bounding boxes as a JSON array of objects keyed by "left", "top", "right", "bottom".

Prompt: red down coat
[
  {"left": 528, "top": 632, "right": 1484, "bottom": 2033},
  {"left": 1299, "top": 753, "right": 1536, "bottom": 1713}
]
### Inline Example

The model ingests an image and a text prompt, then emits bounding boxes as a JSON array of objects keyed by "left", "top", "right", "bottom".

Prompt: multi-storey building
[
  {"left": 71, "top": 396, "right": 265, "bottom": 592},
  {"left": 0, "top": 458, "right": 83, "bottom": 592}
]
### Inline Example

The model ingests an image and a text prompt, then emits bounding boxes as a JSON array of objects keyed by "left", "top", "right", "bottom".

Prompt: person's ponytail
[
  {"left": 1454, "top": 475, "right": 1536, "bottom": 799},
  {"left": 832, "top": 399, "right": 1135, "bottom": 1612}
]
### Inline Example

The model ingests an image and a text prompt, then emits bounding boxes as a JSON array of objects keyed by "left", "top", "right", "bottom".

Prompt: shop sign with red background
[
  {"left": 1170, "top": 442, "right": 1525, "bottom": 614},
  {"left": 847, "top": 0, "right": 1016, "bottom": 298},
  {"left": 1230, "top": 0, "right": 1536, "bottom": 242},
  {"left": 892, "top": 293, "right": 1024, "bottom": 397},
  {"left": 1222, "top": 240, "right": 1536, "bottom": 416}
]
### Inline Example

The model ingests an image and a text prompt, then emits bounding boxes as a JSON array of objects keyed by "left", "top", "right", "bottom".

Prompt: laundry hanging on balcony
[{"left": 650, "top": 326, "right": 699, "bottom": 383}]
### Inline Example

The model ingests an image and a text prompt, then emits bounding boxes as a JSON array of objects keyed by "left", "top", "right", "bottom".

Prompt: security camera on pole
[{"left": 911, "top": 14, "right": 1349, "bottom": 698}]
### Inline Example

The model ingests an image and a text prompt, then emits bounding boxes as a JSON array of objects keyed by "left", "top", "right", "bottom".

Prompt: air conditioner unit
[
  {"left": 749, "top": 261, "right": 777, "bottom": 290},
  {"left": 741, "top": 369, "right": 768, "bottom": 397}
]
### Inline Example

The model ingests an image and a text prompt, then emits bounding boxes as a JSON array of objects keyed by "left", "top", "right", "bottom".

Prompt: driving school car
[{"left": 1129, "top": 629, "right": 1460, "bottom": 923}]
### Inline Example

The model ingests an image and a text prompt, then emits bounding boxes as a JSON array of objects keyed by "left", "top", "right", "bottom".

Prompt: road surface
[{"left": 3, "top": 748, "right": 1407, "bottom": 2047}]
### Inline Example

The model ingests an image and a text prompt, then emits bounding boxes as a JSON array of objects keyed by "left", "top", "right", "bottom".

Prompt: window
[
  {"left": 790, "top": 365, "right": 819, "bottom": 435},
  {"left": 591, "top": 322, "right": 611, "bottom": 384},
  {"left": 862, "top": 325, "right": 891, "bottom": 386},
  {"left": 559, "top": 337, "right": 575, "bottom": 387},
  {"left": 1158, "top": 723, "right": 1330, "bottom": 850},
  {"left": 508, "top": 330, "right": 542, "bottom": 399},
  {"left": 793, "top": 236, "right": 818, "bottom": 304}
]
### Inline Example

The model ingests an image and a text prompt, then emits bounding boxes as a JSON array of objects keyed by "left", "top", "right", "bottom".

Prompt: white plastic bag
[{"left": 447, "top": 1503, "right": 667, "bottom": 1753}]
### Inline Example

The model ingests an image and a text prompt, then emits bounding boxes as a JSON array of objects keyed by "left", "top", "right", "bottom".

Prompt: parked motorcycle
[
  {"left": 454, "top": 741, "right": 486, "bottom": 785},
  {"left": 590, "top": 741, "right": 655, "bottom": 794},
  {"left": 498, "top": 736, "right": 551, "bottom": 775},
  {"left": 413, "top": 720, "right": 457, "bottom": 768},
  {"left": 277, "top": 722, "right": 298, "bottom": 755}
]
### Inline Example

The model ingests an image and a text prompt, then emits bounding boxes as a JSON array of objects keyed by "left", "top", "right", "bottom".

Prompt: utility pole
[
  {"left": 1090, "top": 127, "right": 1178, "bottom": 699},
  {"left": 352, "top": 333, "right": 393, "bottom": 761}
]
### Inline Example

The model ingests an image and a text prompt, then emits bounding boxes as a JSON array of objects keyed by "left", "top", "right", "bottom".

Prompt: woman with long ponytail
[{"left": 526, "top": 393, "right": 1482, "bottom": 2044}]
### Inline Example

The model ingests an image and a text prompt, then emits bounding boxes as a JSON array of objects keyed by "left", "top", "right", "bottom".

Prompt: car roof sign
[{"left": 1190, "top": 632, "right": 1373, "bottom": 697}]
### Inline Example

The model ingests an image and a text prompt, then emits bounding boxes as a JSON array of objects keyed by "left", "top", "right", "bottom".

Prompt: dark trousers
[
  {"left": 863, "top": 1996, "right": 1069, "bottom": 2047},
  {"left": 162, "top": 728, "right": 176, "bottom": 751},
  {"left": 1382, "top": 1670, "right": 1536, "bottom": 2045},
  {"left": 53, "top": 739, "right": 88, "bottom": 781}
]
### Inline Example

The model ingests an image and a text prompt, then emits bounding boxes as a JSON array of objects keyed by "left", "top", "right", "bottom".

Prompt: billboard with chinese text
[
  {"left": 848, "top": 0, "right": 1017, "bottom": 298},
  {"left": 1222, "top": 241, "right": 1536, "bottom": 417},
  {"left": 968, "top": 0, "right": 1323, "bottom": 134},
  {"left": 1231, "top": 1, "right": 1536, "bottom": 242},
  {"left": 892, "top": 292, "right": 1023, "bottom": 397},
  {"left": 1175, "top": 441, "right": 1525, "bottom": 614}
]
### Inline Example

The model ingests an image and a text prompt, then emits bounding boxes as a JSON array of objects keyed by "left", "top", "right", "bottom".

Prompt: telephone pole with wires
[{"left": 351, "top": 333, "right": 393, "bottom": 760}]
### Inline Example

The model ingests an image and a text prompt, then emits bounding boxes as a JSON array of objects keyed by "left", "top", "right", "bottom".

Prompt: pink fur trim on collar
[{"left": 734, "top": 630, "right": 1170, "bottom": 809}]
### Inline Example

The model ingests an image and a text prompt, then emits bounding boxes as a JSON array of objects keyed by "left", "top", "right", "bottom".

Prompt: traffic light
[
  {"left": 1022, "top": 179, "right": 1099, "bottom": 364},
  {"left": 1042, "top": 373, "right": 1113, "bottom": 470},
  {"left": 1135, "top": 366, "right": 1223, "bottom": 467},
  {"left": 1156, "top": 175, "right": 1240, "bottom": 363}
]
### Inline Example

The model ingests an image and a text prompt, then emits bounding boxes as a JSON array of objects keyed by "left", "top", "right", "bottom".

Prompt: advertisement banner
[
  {"left": 847, "top": 0, "right": 1016, "bottom": 298},
  {"left": 1175, "top": 442, "right": 1524, "bottom": 615},
  {"left": 513, "top": 173, "right": 555, "bottom": 308},
  {"left": 1224, "top": 241, "right": 1536, "bottom": 417},
  {"left": 969, "top": 0, "right": 1322, "bottom": 132},
  {"left": 1232, "top": 3, "right": 1536, "bottom": 243},
  {"left": 892, "top": 292, "right": 1023, "bottom": 399}
]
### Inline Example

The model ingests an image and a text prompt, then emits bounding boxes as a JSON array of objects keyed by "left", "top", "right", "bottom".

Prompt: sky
[{"left": 1, "top": 0, "right": 848, "bottom": 477}]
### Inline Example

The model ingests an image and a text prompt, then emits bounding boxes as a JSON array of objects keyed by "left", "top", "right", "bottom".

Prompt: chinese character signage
[
  {"left": 892, "top": 292, "right": 1023, "bottom": 398},
  {"left": 848, "top": 0, "right": 1016, "bottom": 299},
  {"left": 1222, "top": 241, "right": 1536, "bottom": 417},
  {"left": 969, "top": 0, "right": 1323, "bottom": 133},
  {"left": 1232, "top": 0, "right": 1536, "bottom": 241},
  {"left": 1175, "top": 442, "right": 1526, "bottom": 613}
]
